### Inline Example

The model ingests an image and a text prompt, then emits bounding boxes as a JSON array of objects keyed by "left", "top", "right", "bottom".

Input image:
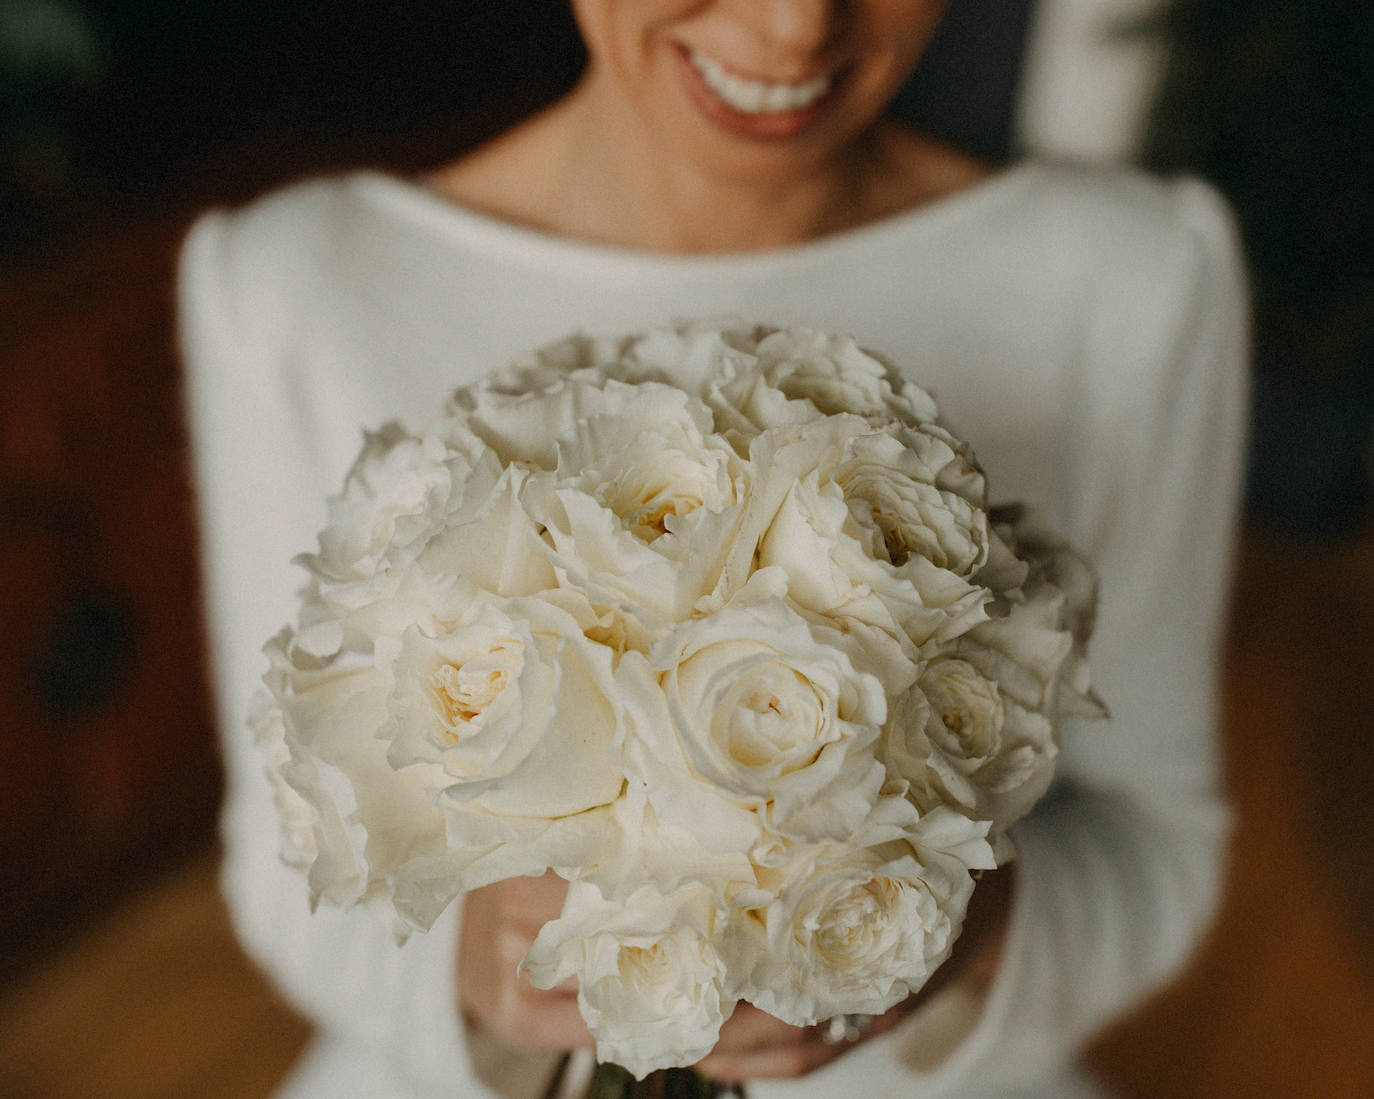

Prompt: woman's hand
[
  {"left": 694, "top": 999, "right": 912, "bottom": 1082},
  {"left": 457, "top": 865, "right": 1015, "bottom": 1078},
  {"left": 696, "top": 864, "right": 1016, "bottom": 1084},
  {"left": 458, "top": 871, "right": 594, "bottom": 1052}
]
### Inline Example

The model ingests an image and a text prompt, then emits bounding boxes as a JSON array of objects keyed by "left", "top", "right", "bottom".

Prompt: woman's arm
[
  {"left": 909, "top": 177, "right": 1250, "bottom": 1090},
  {"left": 179, "top": 209, "right": 494, "bottom": 1095}
]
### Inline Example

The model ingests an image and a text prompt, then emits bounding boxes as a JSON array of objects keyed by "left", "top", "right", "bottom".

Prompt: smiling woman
[
  {"left": 429, "top": 0, "right": 973, "bottom": 252},
  {"left": 179, "top": 0, "right": 1249, "bottom": 1097}
]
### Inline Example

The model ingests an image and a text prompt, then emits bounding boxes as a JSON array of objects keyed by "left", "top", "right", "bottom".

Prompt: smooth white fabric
[{"left": 179, "top": 160, "right": 1248, "bottom": 1098}]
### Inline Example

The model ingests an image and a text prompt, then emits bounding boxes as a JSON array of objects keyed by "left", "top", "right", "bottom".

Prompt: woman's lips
[{"left": 676, "top": 45, "right": 840, "bottom": 140}]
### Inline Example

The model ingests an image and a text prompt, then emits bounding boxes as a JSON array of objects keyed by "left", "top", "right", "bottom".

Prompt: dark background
[{"left": 5, "top": 0, "right": 1372, "bottom": 532}]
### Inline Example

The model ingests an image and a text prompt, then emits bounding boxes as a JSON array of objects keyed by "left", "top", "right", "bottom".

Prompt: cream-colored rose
[
  {"left": 302, "top": 424, "right": 456, "bottom": 583},
  {"left": 384, "top": 594, "right": 624, "bottom": 819},
  {"left": 698, "top": 326, "right": 939, "bottom": 435},
  {"left": 833, "top": 430, "right": 990, "bottom": 578},
  {"left": 976, "top": 511, "right": 1108, "bottom": 721},
  {"left": 921, "top": 658, "right": 1006, "bottom": 766},
  {"left": 562, "top": 392, "right": 736, "bottom": 543},
  {"left": 733, "top": 842, "right": 974, "bottom": 1025},
  {"left": 754, "top": 327, "right": 937, "bottom": 421},
  {"left": 447, "top": 370, "right": 602, "bottom": 471},
  {"left": 889, "top": 421, "right": 989, "bottom": 508},
  {"left": 453, "top": 365, "right": 715, "bottom": 472},
  {"left": 409, "top": 459, "right": 557, "bottom": 603},
  {"left": 298, "top": 433, "right": 555, "bottom": 650},
  {"left": 293, "top": 425, "right": 465, "bottom": 639},
  {"left": 619, "top": 320, "right": 762, "bottom": 397},
  {"left": 615, "top": 649, "right": 767, "bottom": 859},
  {"left": 638, "top": 598, "right": 893, "bottom": 844},
  {"left": 884, "top": 652, "right": 1059, "bottom": 848},
  {"left": 260, "top": 630, "right": 467, "bottom": 933},
  {"left": 522, "top": 880, "right": 734, "bottom": 1079},
  {"left": 248, "top": 684, "right": 318, "bottom": 871},
  {"left": 731, "top": 417, "right": 993, "bottom": 653},
  {"left": 459, "top": 330, "right": 608, "bottom": 401},
  {"left": 522, "top": 381, "right": 751, "bottom": 648}
]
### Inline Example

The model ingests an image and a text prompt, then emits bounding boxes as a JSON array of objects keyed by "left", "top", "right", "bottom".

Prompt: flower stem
[{"left": 583, "top": 1062, "right": 744, "bottom": 1099}]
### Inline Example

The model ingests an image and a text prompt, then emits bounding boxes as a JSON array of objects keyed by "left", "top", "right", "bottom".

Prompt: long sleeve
[
  {"left": 178, "top": 210, "right": 496, "bottom": 1097},
  {"left": 748, "top": 176, "right": 1248, "bottom": 1099},
  {"left": 913, "top": 178, "right": 1250, "bottom": 1091}
]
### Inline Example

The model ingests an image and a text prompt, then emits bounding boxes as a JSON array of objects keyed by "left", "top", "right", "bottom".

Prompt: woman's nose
[{"left": 744, "top": 0, "right": 843, "bottom": 55}]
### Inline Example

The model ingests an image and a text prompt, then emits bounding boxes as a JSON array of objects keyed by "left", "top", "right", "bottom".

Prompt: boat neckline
[{"left": 349, "top": 161, "right": 1045, "bottom": 278}]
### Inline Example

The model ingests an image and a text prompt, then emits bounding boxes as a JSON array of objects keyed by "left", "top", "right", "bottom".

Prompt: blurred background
[{"left": 2, "top": 1, "right": 1372, "bottom": 1095}]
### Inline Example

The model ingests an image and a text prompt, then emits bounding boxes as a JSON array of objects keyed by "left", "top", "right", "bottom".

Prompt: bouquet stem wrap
[{"left": 545, "top": 1058, "right": 743, "bottom": 1099}]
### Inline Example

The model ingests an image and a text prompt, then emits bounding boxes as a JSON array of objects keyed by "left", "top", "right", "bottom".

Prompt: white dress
[{"left": 179, "top": 160, "right": 1248, "bottom": 1098}]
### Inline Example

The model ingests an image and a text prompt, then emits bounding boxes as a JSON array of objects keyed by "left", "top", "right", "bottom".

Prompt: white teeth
[{"left": 687, "top": 48, "right": 831, "bottom": 114}]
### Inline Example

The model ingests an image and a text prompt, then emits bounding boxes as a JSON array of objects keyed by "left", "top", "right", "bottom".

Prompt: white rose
[
  {"left": 453, "top": 367, "right": 692, "bottom": 471},
  {"left": 248, "top": 684, "right": 317, "bottom": 871},
  {"left": 522, "top": 880, "right": 734, "bottom": 1079},
  {"left": 471, "top": 326, "right": 704, "bottom": 400},
  {"left": 889, "top": 420, "right": 989, "bottom": 506},
  {"left": 882, "top": 512, "right": 1106, "bottom": 848},
  {"left": 570, "top": 777, "right": 758, "bottom": 903},
  {"left": 754, "top": 327, "right": 938, "bottom": 423},
  {"left": 698, "top": 327, "right": 939, "bottom": 435},
  {"left": 921, "top": 658, "right": 1007, "bottom": 767},
  {"left": 302, "top": 423, "right": 455, "bottom": 583},
  {"left": 733, "top": 842, "right": 974, "bottom": 1025},
  {"left": 615, "top": 650, "right": 767, "bottom": 859},
  {"left": 883, "top": 655, "right": 1058, "bottom": 848},
  {"left": 954, "top": 592, "right": 1077, "bottom": 713},
  {"left": 640, "top": 598, "right": 894, "bottom": 843},
  {"left": 259, "top": 630, "right": 466, "bottom": 933},
  {"left": 522, "top": 381, "right": 750, "bottom": 647},
  {"left": 461, "top": 330, "right": 607, "bottom": 399},
  {"left": 760, "top": 480, "right": 988, "bottom": 668},
  {"left": 730, "top": 417, "right": 993, "bottom": 652},
  {"left": 559, "top": 386, "right": 738, "bottom": 543},
  {"left": 298, "top": 433, "right": 555, "bottom": 647},
  {"left": 410, "top": 459, "right": 557, "bottom": 603},
  {"left": 385, "top": 594, "right": 624, "bottom": 819},
  {"left": 293, "top": 425, "right": 463, "bottom": 635},
  {"left": 978, "top": 510, "right": 1108, "bottom": 720},
  {"left": 447, "top": 372, "right": 592, "bottom": 471},
  {"left": 832, "top": 430, "right": 989, "bottom": 578},
  {"left": 620, "top": 319, "right": 763, "bottom": 398}
]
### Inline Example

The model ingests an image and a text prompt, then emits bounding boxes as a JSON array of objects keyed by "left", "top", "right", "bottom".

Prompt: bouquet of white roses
[{"left": 253, "top": 320, "right": 1105, "bottom": 1080}]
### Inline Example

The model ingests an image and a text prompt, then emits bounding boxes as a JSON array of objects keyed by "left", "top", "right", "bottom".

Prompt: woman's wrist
[{"left": 918, "top": 863, "right": 1016, "bottom": 1007}]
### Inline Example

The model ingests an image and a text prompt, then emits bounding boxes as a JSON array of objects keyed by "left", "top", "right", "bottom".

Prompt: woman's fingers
[
  {"left": 704, "top": 1003, "right": 798, "bottom": 1056},
  {"left": 697, "top": 997, "right": 915, "bottom": 1081},
  {"left": 698, "top": 1040, "right": 837, "bottom": 1083},
  {"left": 486, "top": 985, "right": 592, "bottom": 1052},
  {"left": 457, "top": 872, "right": 595, "bottom": 1051},
  {"left": 696, "top": 1004, "right": 843, "bottom": 1081}
]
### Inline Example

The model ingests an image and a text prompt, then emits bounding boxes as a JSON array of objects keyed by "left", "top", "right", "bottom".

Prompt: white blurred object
[{"left": 1016, "top": 0, "right": 1169, "bottom": 163}]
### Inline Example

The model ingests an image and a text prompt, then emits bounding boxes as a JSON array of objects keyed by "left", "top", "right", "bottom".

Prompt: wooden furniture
[{"left": 1, "top": 219, "right": 222, "bottom": 967}]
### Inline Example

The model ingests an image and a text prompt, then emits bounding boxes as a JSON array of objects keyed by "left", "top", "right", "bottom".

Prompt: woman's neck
[{"left": 427, "top": 78, "right": 990, "bottom": 255}]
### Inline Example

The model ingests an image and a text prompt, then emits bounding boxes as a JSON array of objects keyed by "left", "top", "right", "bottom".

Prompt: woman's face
[{"left": 570, "top": 0, "right": 948, "bottom": 187}]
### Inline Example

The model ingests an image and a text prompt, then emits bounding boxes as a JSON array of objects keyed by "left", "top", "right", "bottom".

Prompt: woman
[{"left": 181, "top": 2, "right": 1248, "bottom": 1097}]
